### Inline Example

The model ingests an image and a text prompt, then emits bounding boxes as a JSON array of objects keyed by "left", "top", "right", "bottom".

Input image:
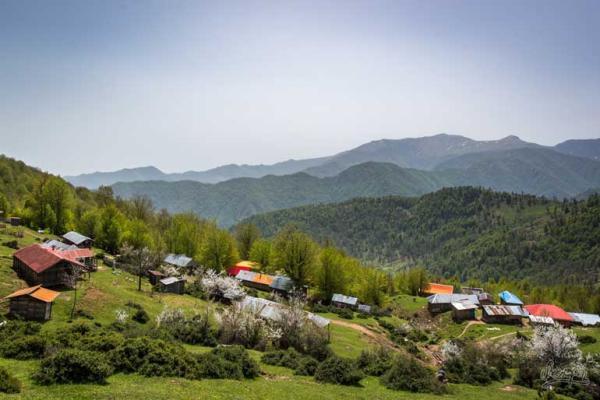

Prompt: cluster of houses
[
  {"left": 330, "top": 293, "right": 372, "bottom": 314},
  {"left": 424, "top": 283, "right": 600, "bottom": 327}
]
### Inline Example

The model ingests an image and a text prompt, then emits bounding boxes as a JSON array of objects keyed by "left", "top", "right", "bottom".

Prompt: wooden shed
[
  {"left": 62, "top": 231, "right": 94, "bottom": 248},
  {"left": 451, "top": 302, "right": 478, "bottom": 321},
  {"left": 331, "top": 293, "right": 358, "bottom": 309},
  {"left": 148, "top": 270, "right": 166, "bottom": 286},
  {"left": 4, "top": 285, "right": 60, "bottom": 321},
  {"left": 159, "top": 277, "right": 185, "bottom": 294},
  {"left": 482, "top": 305, "right": 526, "bottom": 324}
]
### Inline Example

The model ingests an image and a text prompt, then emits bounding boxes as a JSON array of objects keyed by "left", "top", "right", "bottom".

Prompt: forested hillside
[{"left": 242, "top": 187, "right": 600, "bottom": 284}]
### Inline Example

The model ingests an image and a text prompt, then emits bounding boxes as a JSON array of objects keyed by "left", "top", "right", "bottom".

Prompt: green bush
[
  {"left": 169, "top": 314, "right": 217, "bottom": 346},
  {"left": 1, "top": 335, "right": 46, "bottom": 359},
  {"left": 380, "top": 355, "right": 442, "bottom": 393},
  {"left": 109, "top": 337, "right": 158, "bottom": 373},
  {"left": 132, "top": 309, "right": 149, "bottom": 324},
  {"left": 33, "top": 349, "right": 113, "bottom": 384},
  {"left": 578, "top": 335, "right": 597, "bottom": 344},
  {"left": 335, "top": 307, "right": 354, "bottom": 320},
  {"left": 314, "top": 356, "right": 363, "bottom": 385},
  {"left": 196, "top": 352, "right": 244, "bottom": 380},
  {"left": 261, "top": 349, "right": 302, "bottom": 369},
  {"left": 0, "top": 367, "right": 21, "bottom": 394},
  {"left": 210, "top": 346, "right": 260, "bottom": 379},
  {"left": 357, "top": 348, "right": 392, "bottom": 376},
  {"left": 294, "top": 357, "right": 319, "bottom": 376}
]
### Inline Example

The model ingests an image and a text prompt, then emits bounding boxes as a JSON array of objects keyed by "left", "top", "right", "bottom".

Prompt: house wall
[
  {"left": 160, "top": 281, "right": 185, "bottom": 294},
  {"left": 482, "top": 312, "right": 522, "bottom": 325},
  {"left": 13, "top": 258, "right": 76, "bottom": 287},
  {"left": 9, "top": 297, "right": 52, "bottom": 321},
  {"left": 428, "top": 303, "right": 452, "bottom": 314}
]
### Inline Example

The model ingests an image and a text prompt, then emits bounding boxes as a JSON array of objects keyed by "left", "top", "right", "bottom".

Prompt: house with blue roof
[{"left": 499, "top": 290, "right": 523, "bottom": 306}]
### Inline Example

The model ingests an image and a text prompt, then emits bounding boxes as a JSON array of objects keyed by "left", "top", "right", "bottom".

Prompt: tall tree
[
  {"left": 200, "top": 223, "right": 238, "bottom": 272},
  {"left": 272, "top": 226, "right": 317, "bottom": 286},
  {"left": 235, "top": 223, "right": 261, "bottom": 260},
  {"left": 249, "top": 239, "right": 273, "bottom": 271},
  {"left": 316, "top": 247, "right": 347, "bottom": 301}
]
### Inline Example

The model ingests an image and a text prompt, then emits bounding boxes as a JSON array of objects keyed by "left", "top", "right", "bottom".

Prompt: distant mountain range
[
  {"left": 111, "top": 146, "right": 600, "bottom": 227},
  {"left": 66, "top": 134, "right": 600, "bottom": 188}
]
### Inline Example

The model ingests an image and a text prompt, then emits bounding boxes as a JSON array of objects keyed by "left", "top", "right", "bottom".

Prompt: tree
[
  {"left": 199, "top": 223, "right": 238, "bottom": 272},
  {"left": 163, "top": 213, "right": 206, "bottom": 259},
  {"left": 128, "top": 195, "right": 154, "bottom": 222},
  {"left": 235, "top": 223, "right": 261, "bottom": 260},
  {"left": 316, "top": 247, "right": 347, "bottom": 301},
  {"left": 272, "top": 226, "right": 317, "bottom": 286},
  {"left": 121, "top": 244, "right": 158, "bottom": 291},
  {"left": 65, "top": 266, "right": 83, "bottom": 320},
  {"left": 95, "top": 206, "right": 124, "bottom": 254},
  {"left": 249, "top": 239, "right": 272, "bottom": 270}
]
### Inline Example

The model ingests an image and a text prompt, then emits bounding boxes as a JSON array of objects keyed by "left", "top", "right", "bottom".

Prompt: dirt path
[
  {"left": 457, "top": 320, "right": 484, "bottom": 338},
  {"left": 489, "top": 331, "right": 517, "bottom": 341},
  {"left": 330, "top": 319, "right": 401, "bottom": 351}
]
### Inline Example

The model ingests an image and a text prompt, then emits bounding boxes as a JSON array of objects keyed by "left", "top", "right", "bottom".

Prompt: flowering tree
[
  {"left": 217, "top": 302, "right": 280, "bottom": 348},
  {"left": 531, "top": 325, "right": 582, "bottom": 367},
  {"left": 201, "top": 270, "right": 245, "bottom": 301}
]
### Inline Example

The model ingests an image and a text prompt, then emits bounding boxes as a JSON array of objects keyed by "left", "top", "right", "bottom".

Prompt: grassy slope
[{"left": 0, "top": 226, "right": 564, "bottom": 399}]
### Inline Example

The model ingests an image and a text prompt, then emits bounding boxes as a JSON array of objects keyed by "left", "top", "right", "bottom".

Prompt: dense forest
[{"left": 242, "top": 187, "right": 600, "bottom": 285}]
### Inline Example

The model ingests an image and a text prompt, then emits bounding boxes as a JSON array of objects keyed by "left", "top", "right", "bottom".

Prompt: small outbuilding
[
  {"left": 451, "top": 301, "right": 478, "bottom": 321},
  {"left": 482, "top": 305, "right": 527, "bottom": 324},
  {"left": 499, "top": 290, "right": 524, "bottom": 306},
  {"left": 147, "top": 270, "right": 166, "bottom": 286},
  {"left": 62, "top": 231, "right": 94, "bottom": 248},
  {"left": 9, "top": 217, "right": 21, "bottom": 226},
  {"left": 4, "top": 285, "right": 60, "bottom": 321},
  {"left": 331, "top": 293, "right": 358, "bottom": 309},
  {"left": 477, "top": 293, "right": 494, "bottom": 305},
  {"left": 529, "top": 315, "right": 555, "bottom": 326},
  {"left": 163, "top": 253, "right": 197, "bottom": 270},
  {"left": 569, "top": 312, "right": 600, "bottom": 327},
  {"left": 159, "top": 277, "right": 185, "bottom": 294},
  {"left": 358, "top": 304, "right": 372, "bottom": 314}
]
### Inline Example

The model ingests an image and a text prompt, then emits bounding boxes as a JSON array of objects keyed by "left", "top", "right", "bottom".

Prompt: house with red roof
[
  {"left": 12, "top": 244, "right": 91, "bottom": 288},
  {"left": 524, "top": 304, "right": 575, "bottom": 327}
]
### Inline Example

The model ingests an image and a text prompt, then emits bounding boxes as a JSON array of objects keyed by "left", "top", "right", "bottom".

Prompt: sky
[{"left": 1, "top": 0, "right": 599, "bottom": 176}]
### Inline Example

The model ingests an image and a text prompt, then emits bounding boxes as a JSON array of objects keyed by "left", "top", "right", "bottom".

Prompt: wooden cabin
[
  {"left": 163, "top": 253, "right": 197, "bottom": 271},
  {"left": 235, "top": 270, "right": 274, "bottom": 292},
  {"left": 451, "top": 301, "right": 478, "bottom": 321},
  {"left": 159, "top": 277, "right": 185, "bottom": 294},
  {"left": 148, "top": 270, "right": 166, "bottom": 286},
  {"left": 427, "top": 294, "right": 479, "bottom": 314},
  {"left": 332, "top": 293, "right": 358, "bottom": 309},
  {"left": 13, "top": 244, "right": 87, "bottom": 288},
  {"left": 4, "top": 285, "right": 60, "bottom": 321},
  {"left": 482, "top": 305, "right": 525, "bottom": 324}
]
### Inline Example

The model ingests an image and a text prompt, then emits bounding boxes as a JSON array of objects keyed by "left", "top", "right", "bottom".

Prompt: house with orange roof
[
  {"left": 4, "top": 285, "right": 60, "bottom": 321},
  {"left": 422, "top": 282, "right": 454, "bottom": 296}
]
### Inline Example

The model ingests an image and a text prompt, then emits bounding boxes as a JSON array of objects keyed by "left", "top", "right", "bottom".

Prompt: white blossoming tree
[{"left": 201, "top": 269, "right": 245, "bottom": 301}]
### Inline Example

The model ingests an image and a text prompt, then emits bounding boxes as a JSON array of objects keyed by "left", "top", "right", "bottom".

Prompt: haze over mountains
[
  {"left": 102, "top": 134, "right": 600, "bottom": 227},
  {"left": 66, "top": 134, "right": 600, "bottom": 188}
]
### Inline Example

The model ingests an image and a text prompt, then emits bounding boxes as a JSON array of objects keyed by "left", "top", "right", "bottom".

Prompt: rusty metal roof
[
  {"left": 4, "top": 285, "right": 60, "bottom": 303},
  {"left": 483, "top": 304, "right": 527, "bottom": 316}
]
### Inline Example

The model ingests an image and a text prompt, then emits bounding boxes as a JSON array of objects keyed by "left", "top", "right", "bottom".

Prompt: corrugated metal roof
[
  {"left": 235, "top": 270, "right": 256, "bottom": 282},
  {"left": 62, "top": 231, "right": 91, "bottom": 245},
  {"left": 423, "top": 283, "right": 454, "bottom": 295},
  {"left": 427, "top": 294, "right": 479, "bottom": 305},
  {"left": 160, "top": 277, "right": 183, "bottom": 285},
  {"left": 358, "top": 304, "right": 372, "bottom": 313},
  {"left": 253, "top": 274, "right": 274, "bottom": 286},
  {"left": 451, "top": 302, "right": 478, "bottom": 311},
  {"left": 41, "top": 240, "right": 77, "bottom": 251},
  {"left": 164, "top": 254, "right": 194, "bottom": 268},
  {"left": 240, "top": 296, "right": 330, "bottom": 328},
  {"left": 529, "top": 315, "right": 555, "bottom": 325},
  {"left": 4, "top": 285, "right": 60, "bottom": 303},
  {"left": 483, "top": 305, "right": 527, "bottom": 317},
  {"left": 569, "top": 312, "right": 600, "bottom": 326},
  {"left": 14, "top": 244, "right": 85, "bottom": 273},
  {"left": 525, "top": 304, "right": 574, "bottom": 322},
  {"left": 307, "top": 313, "right": 330, "bottom": 328},
  {"left": 499, "top": 291, "right": 523, "bottom": 305},
  {"left": 332, "top": 293, "right": 358, "bottom": 306}
]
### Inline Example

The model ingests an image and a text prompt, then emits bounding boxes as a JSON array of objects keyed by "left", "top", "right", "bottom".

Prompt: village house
[
  {"left": 529, "top": 315, "right": 555, "bottom": 326},
  {"left": 427, "top": 294, "right": 479, "bottom": 314},
  {"left": 4, "top": 285, "right": 60, "bottom": 321},
  {"left": 163, "top": 253, "right": 197, "bottom": 271},
  {"left": 481, "top": 304, "right": 527, "bottom": 324},
  {"left": 525, "top": 304, "right": 574, "bottom": 327},
  {"left": 422, "top": 283, "right": 454, "bottom": 296},
  {"left": 499, "top": 290, "right": 524, "bottom": 306},
  {"left": 42, "top": 240, "right": 97, "bottom": 270},
  {"left": 235, "top": 270, "right": 274, "bottom": 292},
  {"left": 226, "top": 260, "right": 258, "bottom": 277},
  {"left": 569, "top": 312, "right": 600, "bottom": 327},
  {"left": 477, "top": 292, "right": 495, "bottom": 305},
  {"left": 461, "top": 287, "right": 484, "bottom": 295},
  {"left": 13, "top": 244, "right": 89, "bottom": 288},
  {"left": 358, "top": 304, "right": 372, "bottom": 314},
  {"left": 331, "top": 293, "right": 358, "bottom": 309},
  {"left": 62, "top": 231, "right": 94, "bottom": 248},
  {"left": 147, "top": 270, "right": 166, "bottom": 286},
  {"left": 451, "top": 301, "right": 478, "bottom": 321},
  {"left": 159, "top": 277, "right": 185, "bottom": 294}
]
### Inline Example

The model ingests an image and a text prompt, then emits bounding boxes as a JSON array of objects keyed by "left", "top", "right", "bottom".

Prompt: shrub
[
  {"left": 170, "top": 314, "right": 217, "bottom": 346},
  {"left": 294, "top": 357, "right": 319, "bottom": 376},
  {"left": 196, "top": 352, "right": 243, "bottom": 380},
  {"left": 210, "top": 346, "right": 260, "bottom": 379},
  {"left": 578, "top": 335, "right": 597, "bottom": 344},
  {"left": 33, "top": 349, "right": 113, "bottom": 384},
  {"left": 357, "top": 348, "right": 392, "bottom": 376},
  {"left": 109, "top": 337, "right": 157, "bottom": 373},
  {"left": 0, "top": 367, "right": 21, "bottom": 394},
  {"left": 74, "top": 309, "right": 94, "bottom": 320},
  {"left": 380, "top": 355, "right": 441, "bottom": 393},
  {"left": 261, "top": 349, "right": 301, "bottom": 369},
  {"left": 132, "top": 309, "right": 149, "bottom": 324},
  {"left": 1, "top": 335, "right": 46, "bottom": 359},
  {"left": 335, "top": 308, "right": 354, "bottom": 320},
  {"left": 314, "top": 356, "right": 363, "bottom": 385}
]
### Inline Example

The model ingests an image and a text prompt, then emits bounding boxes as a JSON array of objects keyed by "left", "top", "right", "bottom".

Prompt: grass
[
  {"left": 574, "top": 326, "right": 600, "bottom": 353},
  {"left": 0, "top": 357, "right": 545, "bottom": 400},
  {"left": 391, "top": 294, "right": 428, "bottom": 313}
]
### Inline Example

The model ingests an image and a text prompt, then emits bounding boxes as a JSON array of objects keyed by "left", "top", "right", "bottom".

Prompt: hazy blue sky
[{"left": 1, "top": 0, "right": 599, "bottom": 175}]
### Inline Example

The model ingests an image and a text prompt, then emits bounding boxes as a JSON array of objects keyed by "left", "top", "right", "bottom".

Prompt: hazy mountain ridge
[
  {"left": 111, "top": 147, "right": 600, "bottom": 226},
  {"left": 67, "top": 134, "right": 598, "bottom": 188}
]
